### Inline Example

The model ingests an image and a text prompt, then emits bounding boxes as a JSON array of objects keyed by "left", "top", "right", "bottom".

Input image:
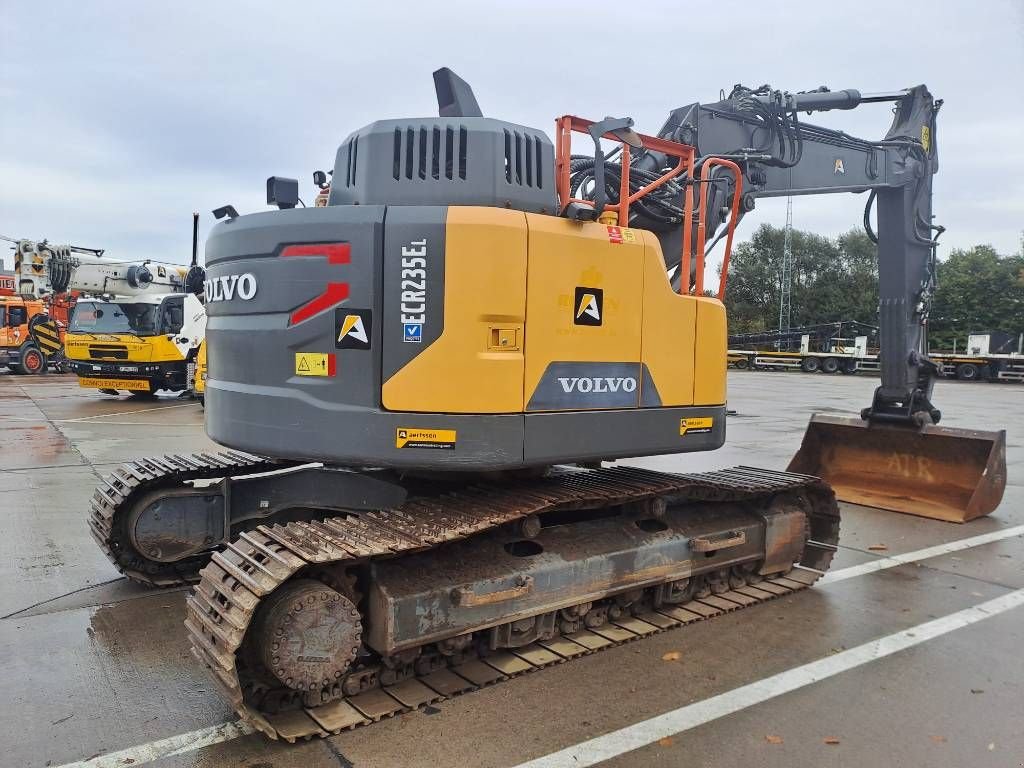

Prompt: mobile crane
[
  {"left": 88, "top": 70, "right": 1004, "bottom": 740},
  {"left": 1, "top": 235, "right": 92, "bottom": 374},
  {"left": 9, "top": 220, "right": 207, "bottom": 395}
]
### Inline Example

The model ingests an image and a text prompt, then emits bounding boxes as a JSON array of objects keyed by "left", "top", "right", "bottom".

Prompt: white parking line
[
  {"left": 60, "top": 403, "right": 198, "bottom": 422},
  {"left": 511, "top": 587, "right": 1024, "bottom": 768},
  {"left": 820, "top": 523, "right": 1024, "bottom": 584},
  {"left": 49, "top": 524, "right": 1024, "bottom": 768},
  {"left": 54, "top": 721, "right": 256, "bottom": 768},
  {"left": 2, "top": 402, "right": 198, "bottom": 424}
]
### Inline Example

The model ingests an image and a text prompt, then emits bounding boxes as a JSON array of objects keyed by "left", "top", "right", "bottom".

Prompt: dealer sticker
[
  {"left": 396, "top": 428, "right": 457, "bottom": 449},
  {"left": 679, "top": 417, "right": 714, "bottom": 436}
]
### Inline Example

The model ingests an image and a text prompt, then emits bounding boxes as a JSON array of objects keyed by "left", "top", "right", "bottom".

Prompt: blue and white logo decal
[
  {"left": 400, "top": 238, "right": 427, "bottom": 343},
  {"left": 403, "top": 323, "right": 422, "bottom": 343}
]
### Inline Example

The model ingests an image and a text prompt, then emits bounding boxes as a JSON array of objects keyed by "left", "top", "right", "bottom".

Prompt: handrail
[
  {"left": 694, "top": 157, "right": 743, "bottom": 298},
  {"left": 555, "top": 115, "right": 740, "bottom": 299}
]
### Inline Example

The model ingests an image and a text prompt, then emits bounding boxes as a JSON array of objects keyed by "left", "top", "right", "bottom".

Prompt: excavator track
[
  {"left": 89, "top": 451, "right": 292, "bottom": 587},
  {"left": 171, "top": 463, "right": 839, "bottom": 742}
]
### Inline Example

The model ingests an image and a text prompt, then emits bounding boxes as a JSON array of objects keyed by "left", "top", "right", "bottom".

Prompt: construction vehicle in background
[
  {"left": 1, "top": 236, "right": 88, "bottom": 373},
  {"left": 730, "top": 325, "right": 1024, "bottom": 384},
  {"left": 191, "top": 337, "right": 207, "bottom": 405},
  {"left": 21, "top": 217, "right": 209, "bottom": 396},
  {"left": 3, "top": 232, "right": 206, "bottom": 386},
  {"left": 88, "top": 70, "right": 1005, "bottom": 740},
  {"left": 0, "top": 294, "right": 61, "bottom": 374},
  {"left": 729, "top": 321, "right": 878, "bottom": 374}
]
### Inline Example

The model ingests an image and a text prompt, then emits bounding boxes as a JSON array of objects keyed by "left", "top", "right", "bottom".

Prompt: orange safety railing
[
  {"left": 696, "top": 157, "right": 744, "bottom": 298},
  {"left": 554, "top": 115, "right": 742, "bottom": 299}
]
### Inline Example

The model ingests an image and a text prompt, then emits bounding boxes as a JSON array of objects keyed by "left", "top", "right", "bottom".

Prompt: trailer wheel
[
  {"left": 821, "top": 357, "right": 840, "bottom": 374},
  {"left": 800, "top": 357, "right": 820, "bottom": 373},
  {"left": 840, "top": 360, "right": 858, "bottom": 375},
  {"left": 14, "top": 343, "right": 46, "bottom": 375},
  {"left": 956, "top": 363, "right": 979, "bottom": 381},
  {"left": 733, "top": 358, "right": 749, "bottom": 370}
]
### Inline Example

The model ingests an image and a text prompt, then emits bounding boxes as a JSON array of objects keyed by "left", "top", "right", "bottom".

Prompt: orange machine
[{"left": 0, "top": 295, "right": 64, "bottom": 374}]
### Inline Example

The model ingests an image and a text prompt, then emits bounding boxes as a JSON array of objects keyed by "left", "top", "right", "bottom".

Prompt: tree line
[{"left": 721, "top": 223, "right": 1024, "bottom": 351}]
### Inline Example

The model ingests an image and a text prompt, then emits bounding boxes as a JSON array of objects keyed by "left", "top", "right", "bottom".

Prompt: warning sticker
[
  {"left": 295, "top": 352, "right": 336, "bottom": 377},
  {"left": 679, "top": 417, "right": 714, "bottom": 436},
  {"left": 396, "top": 428, "right": 457, "bottom": 450},
  {"left": 606, "top": 225, "right": 638, "bottom": 245}
]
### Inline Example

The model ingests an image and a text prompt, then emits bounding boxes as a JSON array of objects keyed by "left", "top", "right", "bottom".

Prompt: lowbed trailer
[{"left": 729, "top": 349, "right": 1024, "bottom": 382}]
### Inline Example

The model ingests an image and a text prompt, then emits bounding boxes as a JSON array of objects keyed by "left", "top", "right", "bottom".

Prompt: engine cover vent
[{"left": 329, "top": 117, "right": 556, "bottom": 214}]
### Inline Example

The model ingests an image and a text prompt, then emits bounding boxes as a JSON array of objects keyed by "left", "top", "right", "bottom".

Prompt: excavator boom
[{"left": 622, "top": 83, "right": 1005, "bottom": 520}]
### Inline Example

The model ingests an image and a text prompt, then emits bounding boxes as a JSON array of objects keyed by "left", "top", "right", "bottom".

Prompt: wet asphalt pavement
[{"left": 1, "top": 371, "right": 1021, "bottom": 768}]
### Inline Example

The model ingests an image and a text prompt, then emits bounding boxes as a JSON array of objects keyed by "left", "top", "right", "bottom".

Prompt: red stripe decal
[
  {"left": 289, "top": 282, "right": 349, "bottom": 325},
  {"left": 282, "top": 242, "right": 352, "bottom": 325},
  {"left": 281, "top": 242, "right": 351, "bottom": 264},
  {"left": 328, "top": 354, "right": 337, "bottom": 377}
]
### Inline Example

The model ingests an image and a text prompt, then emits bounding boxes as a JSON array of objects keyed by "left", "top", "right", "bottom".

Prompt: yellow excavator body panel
[
  {"left": 382, "top": 207, "right": 725, "bottom": 415},
  {"left": 382, "top": 207, "right": 528, "bottom": 413}
]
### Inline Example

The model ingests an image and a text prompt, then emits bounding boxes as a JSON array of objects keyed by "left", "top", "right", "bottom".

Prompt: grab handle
[
  {"left": 451, "top": 575, "right": 533, "bottom": 607},
  {"left": 691, "top": 530, "right": 746, "bottom": 553}
]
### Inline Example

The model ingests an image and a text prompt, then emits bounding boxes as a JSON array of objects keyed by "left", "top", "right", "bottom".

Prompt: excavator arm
[
  {"left": 568, "top": 82, "right": 1003, "bottom": 520},
  {"left": 633, "top": 85, "right": 942, "bottom": 425}
]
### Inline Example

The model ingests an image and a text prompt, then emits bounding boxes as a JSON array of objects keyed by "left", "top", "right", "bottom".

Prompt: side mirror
[
  {"left": 313, "top": 170, "right": 328, "bottom": 188},
  {"left": 267, "top": 176, "right": 299, "bottom": 209}
]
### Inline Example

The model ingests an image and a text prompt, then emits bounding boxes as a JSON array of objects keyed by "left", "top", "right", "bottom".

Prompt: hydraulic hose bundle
[
  {"left": 725, "top": 84, "right": 804, "bottom": 168},
  {"left": 566, "top": 153, "right": 687, "bottom": 226}
]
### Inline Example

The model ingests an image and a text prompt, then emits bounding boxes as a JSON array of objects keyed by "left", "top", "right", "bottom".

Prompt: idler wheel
[{"left": 253, "top": 579, "right": 362, "bottom": 693}]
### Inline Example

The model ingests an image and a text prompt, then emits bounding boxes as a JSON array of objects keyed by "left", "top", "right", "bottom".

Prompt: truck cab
[
  {"left": 0, "top": 296, "right": 52, "bottom": 374},
  {"left": 64, "top": 292, "right": 206, "bottom": 394}
]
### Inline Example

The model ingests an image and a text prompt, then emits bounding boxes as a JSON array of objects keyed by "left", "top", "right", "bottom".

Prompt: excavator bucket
[{"left": 787, "top": 414, "right": 1006, "bottom": 523}]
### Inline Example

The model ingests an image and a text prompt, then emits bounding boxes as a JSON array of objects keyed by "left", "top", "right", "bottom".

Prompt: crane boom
[{"left": 8, "top": 238, "right": 193, "bottom": 299}]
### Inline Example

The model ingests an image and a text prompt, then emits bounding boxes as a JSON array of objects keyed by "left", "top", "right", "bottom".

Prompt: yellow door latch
[{"left": 487, "top": 327, "right": 520, "bottom": 351}]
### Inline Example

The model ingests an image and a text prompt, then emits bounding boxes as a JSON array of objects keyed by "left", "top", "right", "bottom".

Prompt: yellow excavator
[{"left": 89, "top": 70, "right": 1004, "bottom": 740}]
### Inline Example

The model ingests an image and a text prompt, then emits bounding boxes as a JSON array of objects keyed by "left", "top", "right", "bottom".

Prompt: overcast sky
[{"left": 2, "top": 0, "right": 1022, "bottom": 272}]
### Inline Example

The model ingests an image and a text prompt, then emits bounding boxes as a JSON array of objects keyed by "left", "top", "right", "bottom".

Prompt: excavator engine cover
[{"left": 787, "top": 414, "right": 1006, "bottom": 522}]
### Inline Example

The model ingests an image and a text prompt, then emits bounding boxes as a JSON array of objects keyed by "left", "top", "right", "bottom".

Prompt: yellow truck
[
  {"left": 191, "top": 338, "right": 207, "bottom": 404},
  {"left": 65, "top": 292, "right": 205, "bottom": 395},
  {"left": 9, "top": 234, "right": 207, "bottom": 396}
]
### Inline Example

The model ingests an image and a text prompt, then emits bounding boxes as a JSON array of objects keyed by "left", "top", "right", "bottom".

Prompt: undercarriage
[{"left": 89, "top": 454, "right": 839, "bottom": 741}]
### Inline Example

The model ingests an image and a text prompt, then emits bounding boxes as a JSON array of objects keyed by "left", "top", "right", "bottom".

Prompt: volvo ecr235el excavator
[{"left": 89, "top": 70, "right": 1005, "bottom": 741}]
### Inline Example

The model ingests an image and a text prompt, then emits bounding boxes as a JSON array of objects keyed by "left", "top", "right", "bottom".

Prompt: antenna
[
  {"left": 777, "top": 196, "right": 794, "bottom": 349},
  {"left": 184, "top": 212, "right": 206, "bottom": 295},
  {"left": 191, "top": 212, "right": 199, "bottom": 267}
]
